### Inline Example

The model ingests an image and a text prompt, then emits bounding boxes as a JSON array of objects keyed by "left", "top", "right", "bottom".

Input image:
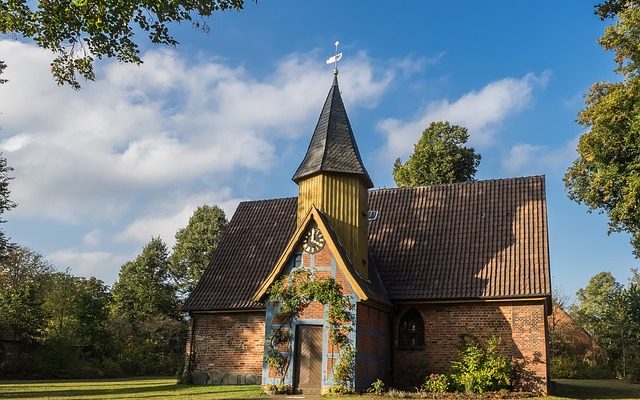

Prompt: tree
[
  {"left": 0, "top": 0, "right": 247, "bottom": 89},
  {"left": 111, "top": 237, "right": 177, "bottom": 323},
  {"left": 170, "top": 205, "right": 227, "bottom": 296},
  {"left": 571, "top": 271, "right": 637, "bottom": 378},
  {"left": 393, "top": 121, "right": 481, "bottom": 188},
  {"left": 0, "top": 246, "right": 52, "bottom": 345},
  {"left": 564, "top": 1, "right": 640, "bottom": 256},
  {"left": 0, "top": 155, "right": 16, "bottom": 253}
]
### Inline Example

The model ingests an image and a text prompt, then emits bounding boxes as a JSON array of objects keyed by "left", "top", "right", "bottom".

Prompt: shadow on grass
[
  {"left": 551, "top": 379, "right": 640, "bottom": 399},
  {"left": 0, "top": 382, "right": 263, "bottom": 399}
]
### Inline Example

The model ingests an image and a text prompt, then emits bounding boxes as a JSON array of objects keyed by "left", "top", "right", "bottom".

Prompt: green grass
[
  {"left": 0, "top": 378, "right": 639, "bottom": 399},
  {"left": 547, "top": 379, "right": 640, "bottom": 399},
  {"left": 0, "top": 377, "right": 264, "bottom": 400}
]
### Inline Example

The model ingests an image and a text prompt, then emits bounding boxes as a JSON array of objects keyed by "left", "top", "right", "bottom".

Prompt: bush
[
  {"left": 367, "top": 378, "right": 385, "bottom": 394},
  {"left": 421, "top": 373, "right": 449, "bottom": 393},
  {"left": 551, "top": 355, "right": 614, "bottom": 380},
  {"left": 450, "top": 336, "right": 512, "bottom": 393}
]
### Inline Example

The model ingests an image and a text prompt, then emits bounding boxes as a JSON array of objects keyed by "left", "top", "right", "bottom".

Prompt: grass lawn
[
  {"left": 547, "top": 379, "right": 640, "bottom": 399},
  {"left": 0, "top": 377, "right": 264, "bottom": 400},
  {"left": 0, "top": 378, "right": 639, "bottom": 399}
]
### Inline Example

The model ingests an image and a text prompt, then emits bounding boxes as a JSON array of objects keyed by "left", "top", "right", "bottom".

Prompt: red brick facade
[
  {"left": 393, "top": 301, "right": 549, "bottom": 393},
  {"left": 187, "top": 312, "right": 265, "bottom": 384}
]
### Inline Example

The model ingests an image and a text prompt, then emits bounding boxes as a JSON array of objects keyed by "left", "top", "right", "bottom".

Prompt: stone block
[{"left": 190, "top": 371, "right": 209, "bottom": 385}]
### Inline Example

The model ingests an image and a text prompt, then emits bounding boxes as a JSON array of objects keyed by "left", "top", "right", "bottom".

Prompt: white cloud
[
  {"left": 82, "top": 229, "right": 102, "bottom": 246},
  {"left": 116, "top": 190, "right": 242, "bottom": 247},
  {"left": 502, "top": 137, "right": 579, "bottom": 176},
  {"left": 0, "top": 41, "right": 394, "bottom": 224},
  {"left": 47, "top": 249, "right": 128, "bottom": 285},
  {"left": 377, "top": 72, "right": 551, "bottom": 161}
]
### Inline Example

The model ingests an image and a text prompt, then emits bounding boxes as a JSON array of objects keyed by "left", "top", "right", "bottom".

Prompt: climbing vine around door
[{"left": 265, "top": 268, "right": 355, "bottom": 390}]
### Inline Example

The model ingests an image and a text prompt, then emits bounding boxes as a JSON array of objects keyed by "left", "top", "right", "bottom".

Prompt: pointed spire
[{"left": 292, "top": 75, "right": 373, "bottom": 188}]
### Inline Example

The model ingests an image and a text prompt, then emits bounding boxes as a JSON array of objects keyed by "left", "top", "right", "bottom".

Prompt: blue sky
[{"left": 0, "top": 0, "right": 636, "bottom": 302}]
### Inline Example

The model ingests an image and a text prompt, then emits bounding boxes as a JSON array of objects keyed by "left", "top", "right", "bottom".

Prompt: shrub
[
  {"left": 421, "top": 373, "right": 449, "bottom": 393},
  {"left": 367, "top": 378, "right": 386, "bottom": 394},
  {"left": 450, "top": 336, "right": 512, "bottom": 393}
]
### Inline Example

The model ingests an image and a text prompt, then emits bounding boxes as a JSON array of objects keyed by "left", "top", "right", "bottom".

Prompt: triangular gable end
[{"left": 253, "top": 205, "right": 368, "bottom": 302}]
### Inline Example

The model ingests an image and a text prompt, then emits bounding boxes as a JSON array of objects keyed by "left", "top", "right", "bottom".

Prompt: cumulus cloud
[
  {"left": 47, "top": 249, "right": 129, "bottom": 285},
  {"left": 0, "top": 40, "right": 398, "bottom": 283},
  {"left": 377, "top": 72, "right": 551, "bottom": 162},
  {"left": 0, "top": 41, "right": 393, "bottom": 225},
  {"left": 115, "top": 190, "right": 242, "bottom": 247},
  {"left": 502, "top": 137, "right": 579, "bottom": 176}
]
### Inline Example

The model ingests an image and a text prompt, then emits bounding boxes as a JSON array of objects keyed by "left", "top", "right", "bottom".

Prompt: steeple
[
  {"left": 294, "top": 72, "right": 372, "bottom": 278},
  {"left": 292, "top": 74, "right": 373, "bottom": 188}
]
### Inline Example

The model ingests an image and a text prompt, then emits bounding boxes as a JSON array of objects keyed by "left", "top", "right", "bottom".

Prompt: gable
[
  {"left": 252, "top": 206, "right": 377, "bottom": 303},
  {"left": 183, "top": 176, "right": 551, "bottom": 312}
]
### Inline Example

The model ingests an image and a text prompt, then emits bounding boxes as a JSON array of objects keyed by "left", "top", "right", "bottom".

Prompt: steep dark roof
[
  {"left": 292, "top": 75, "right": 373, "bottom": 188},
  {"left": 184, "top": 197, "right": 297, "bottom": 311},
  {"left": 368, "top": 176, "right": 550, "bottom": 300},
  {"left": 183, "top": 176, "right": 551, "bottom": 311}
]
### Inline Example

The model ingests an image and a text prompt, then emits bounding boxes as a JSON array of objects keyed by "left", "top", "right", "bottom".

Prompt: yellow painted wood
[{"left": 297, "top": 173, "right": 369, "bottom": 278}]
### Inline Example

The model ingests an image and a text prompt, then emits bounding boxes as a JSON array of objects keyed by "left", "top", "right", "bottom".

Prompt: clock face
[{"left": 302, "top": 227, "right": 326, "bottom": 254}]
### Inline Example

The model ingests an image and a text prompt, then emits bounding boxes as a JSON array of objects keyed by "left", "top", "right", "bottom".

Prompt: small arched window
[{"left": 398, "top": 308, "right": 424, "bottom": 349}]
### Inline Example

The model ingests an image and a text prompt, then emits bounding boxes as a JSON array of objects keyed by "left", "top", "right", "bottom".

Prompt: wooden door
[{"left": 293, "top": 325, "right": 323, "bottom": 393}]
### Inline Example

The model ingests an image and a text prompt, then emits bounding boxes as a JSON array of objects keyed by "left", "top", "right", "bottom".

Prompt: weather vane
[{"left": 325, "top": 41, "right": 343, "bottom": 75}]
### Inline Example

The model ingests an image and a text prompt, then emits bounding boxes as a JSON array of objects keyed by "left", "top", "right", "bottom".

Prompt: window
[
  {"left": 398, "top": 308, "right": 424, "bottom": 349},
  {"left": 293, "top": 253, "right": 303, "bottom": 268}
]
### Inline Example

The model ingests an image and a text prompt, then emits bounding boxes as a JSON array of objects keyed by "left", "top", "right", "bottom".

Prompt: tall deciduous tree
[
  {"left": 170, "top": 205, "right": 227, "bottom": 296},
  {"left": 0, "top": 0, "right": 247, "bottom": 89},
  {"left": 0, "top": 246, "right": 52, "bottom": 344},
  {"left": 393, "top": 121, "right": 481, "bottom": 188},
  {"left": 571, "top": 271, "right": 640, "bottom": 379},
  {"left": 111, "top": 237, "right": 177, "bottom": 323},
  {"left": 564, "top": 1, "right": 640, "bottom": 256}
]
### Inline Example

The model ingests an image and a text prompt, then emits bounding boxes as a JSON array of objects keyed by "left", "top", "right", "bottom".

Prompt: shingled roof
[
  {"left": 183, "top": 176, "right": 551, "bottom": 311},
  {"left": 292, "top": 74, "right": 373, "bottom": 188}
]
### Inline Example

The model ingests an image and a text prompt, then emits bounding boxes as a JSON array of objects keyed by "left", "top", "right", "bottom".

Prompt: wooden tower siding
[{"left": 297, "top": 173, "right": 368, "bottom": 278}]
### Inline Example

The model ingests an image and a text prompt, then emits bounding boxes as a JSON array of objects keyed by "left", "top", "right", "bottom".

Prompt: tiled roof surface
[
  {"left": 368, "top": 176, "right": 550, "bottom": 300},
  {"left": 183, "top": 176, "right": 551, "bottom": 311},
  {"left": 183, "top": 197, "right": 298, "bottom": 311},
  {"left": 292, "top": 75, "right": 373, "bottom": 188}
]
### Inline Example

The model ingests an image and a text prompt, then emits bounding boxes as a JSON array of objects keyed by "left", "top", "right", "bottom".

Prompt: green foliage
[
  {"left": 0, "top": 246, "right": 52, "bottom": 344},
  {"left": 570, "top": 270, "right": 640, "bottom": 381},
  {"left": 327, "top": 384, "right": 355, "bottom": 394},
  {"left": 565, "top": 1, "right": 640, "bottom": 256},
  {"left": 421, "top": 373, "right": 450, "bottom": 393},
  {"left": 393, "top": 121, "right": 481, "bottom": 188},
  {"left": 111, "top": 237, "right": 177, "bottom": 322},
  {"left": 170, "top": 205, "right": 227, "bottom": 296},
  {"left": 551, "top": 354, "right": 614, "bottom": 379},
  {"left": 0, "top": 0, "right": 247, "bottom": 89},
  {"left": 367, "top": 378, "right": 386, "bottom": 395},
  {"left": 449, "top": 336, "right": 512, "bottom": 394}
]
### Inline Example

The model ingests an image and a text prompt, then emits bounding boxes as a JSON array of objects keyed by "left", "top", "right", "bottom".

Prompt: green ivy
[{"left": 266, "top": 268, "right": 355, "bottom": 387}]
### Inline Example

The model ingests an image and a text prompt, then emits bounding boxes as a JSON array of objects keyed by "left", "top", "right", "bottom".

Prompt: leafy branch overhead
[{"left": 0, "top": 0, "right": 247, "bottom": 89}]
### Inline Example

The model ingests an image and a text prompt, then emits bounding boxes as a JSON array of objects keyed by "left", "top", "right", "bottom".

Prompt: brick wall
[
  {"left": 187, "top": 311, "right": 265, "bottom": 384},
  {"left": 393, "top": 301, "right": 549, "bottom": 393}
]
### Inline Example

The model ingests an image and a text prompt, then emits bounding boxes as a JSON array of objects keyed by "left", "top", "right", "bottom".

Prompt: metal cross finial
[{"left": 325, "top": 40, "right": 343, "bottom": 75}]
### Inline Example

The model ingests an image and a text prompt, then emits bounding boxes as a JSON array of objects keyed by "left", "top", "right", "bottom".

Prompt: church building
[{"left": 182, "top": 71, "right": 552, "bottom": 394}]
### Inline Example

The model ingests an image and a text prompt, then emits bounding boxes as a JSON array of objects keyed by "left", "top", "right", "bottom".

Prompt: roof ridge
[{"left": 370, "top": 175, "right": 545, "bottom": 193}]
